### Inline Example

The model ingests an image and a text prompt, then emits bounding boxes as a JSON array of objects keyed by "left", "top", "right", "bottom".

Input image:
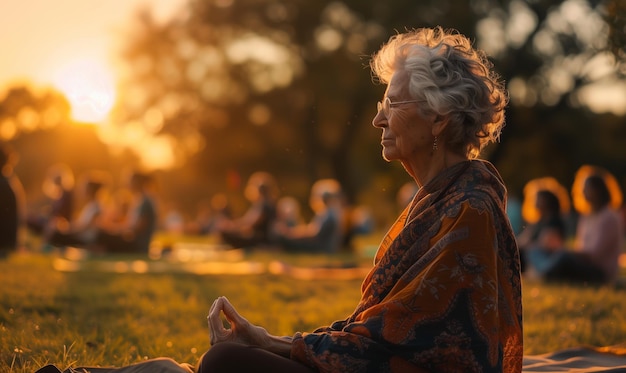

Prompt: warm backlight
[{"left": 52, "top": 58, "right": 116, "bottom": 124}]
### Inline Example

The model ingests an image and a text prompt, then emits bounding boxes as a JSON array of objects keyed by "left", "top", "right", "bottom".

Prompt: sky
[{"left": 0, "top": 0, "right": 187, "bottom": 88}]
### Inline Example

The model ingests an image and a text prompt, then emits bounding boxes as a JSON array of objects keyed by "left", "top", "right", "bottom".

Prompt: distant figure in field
[
  {"left": 26, "top": 163, "right": 75, "bottom": 246},
  {"left": 184, "top": 199, "right": 214, "bottom": 236},
  {"left": 161, "top": 202, "right": 185, "bottom": 234},
  {"left": 216, "top": 171, "right": 277, "bottom": 249},
  {"left": 396, "top": 181, "right": 419, "bottom": 211},
  {"left": 274, "top": 179, "right": 344, "bottom": 254},
  {"left": 517, "top": 177, "right": 570, "bottom": 273},
  {"left": 506, "top": 190, "right": 523, "bottom": 236},
  {"left": 92, "top": 171, "right": 158, "bottom": 254},
  {"left": 99, "top": 187, "right": 133, "bottom": 231},
  {"left": 0, "top": 144, "right": 26, "bottom": 258},
  {"left": 274, "top": 195, "right": 303, "bottom": 229},
  {"left": 47, "top": 171, "right": 110, "bottom": 249},
  {"left": 185, "top": 194, "right": 233, "bottom": 236},
  {"left": 527, "top": 166, "right": 624, "bottom": 284}
]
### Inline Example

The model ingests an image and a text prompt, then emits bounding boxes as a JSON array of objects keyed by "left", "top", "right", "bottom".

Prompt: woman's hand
[{"left": 207, "top": 296, "right": 271, "bottom": 348}]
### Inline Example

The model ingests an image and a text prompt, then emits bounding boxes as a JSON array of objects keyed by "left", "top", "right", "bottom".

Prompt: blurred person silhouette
[
  {"left": 209, "top": 192, "right": 232, "bottom": 228},
  {"left": 184, "top": 199, "right": 214, "bottom": 235},
  {"left": 274, "top": 179, "right": 344, "bottom": 254},
  {"left": 506, "top": 189, "right": 523, "bottom": 236},
  {"left": 216, "top": 171, "right": 277, "bottom": 250},
  {"left": 46, "top": 171, "right": 110, "bottom": 250},
  {"left": 99, "top": 187, "right": 133, "bottom": 230},
  {"left": 185, "top": 194, "right": 233, "bottom": 236},
  {"left": 92, "top": 170, "right": 158, "bottom": 254},
  {"left": 26, "top": 163, "right": 75, "bottom": 247},
  {"left": 347, "top": 205, "right": 375, "bottom": 235},
  {"left": 0, "top": 144, "right": 26, "bottom": 258},
  {"left": 341, "top": 204, "right": 375, "bottom": 252},
  {"left": 527, "top": 166, "right": 624, "bottom": 285},
  {"left": 162, "top": 201, "right": 185, "bottom": 234},
  {"left": 516, "top": 177, "right": 570, "bottom": 273},
  {"left": 200, "top": 27, "right": 522, "bottom": 372},
  {"left": 396, "top": 180, "right": 419, "bottom": 211},
  {"left": 274, "top": 195, "right": 302, "bottom": 229}
]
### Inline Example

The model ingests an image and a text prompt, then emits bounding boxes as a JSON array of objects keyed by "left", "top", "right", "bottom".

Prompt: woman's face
[{"left": 371, "top": 71, "right": 434, "bottom": 164}]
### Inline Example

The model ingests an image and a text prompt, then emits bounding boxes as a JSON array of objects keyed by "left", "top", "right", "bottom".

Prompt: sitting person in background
[
  {"left": 161, "top": 202, "right": 186, "bottom": 235},
  {"left": 527, "top": 166, "right": 624, "bottom": 284},
  {"left": 274, "top": 195, "right": 303, "bottom": 229},
  {"left": 0, "top": 144, "right": 25, "bottom": 258},
  {"left": 47, "top": 171, "right": 110, "bottom": 250},
  {"left": 185, "top": 194, "right": 234, "bottom": 236},
  {"left": 506, "top": 189, "right": 523, "bottom": 236},
  {"left": 184, "top": 199, "right": 214, "bottom": 236},
  {"left": 216, "top": 171, "right": 277, "bottom": 249},
  {"left": 274, "top": 179, "right": 344, "bottom": 254},
  {"left": 27, "top": 163, "right": 75, "bottom": 248},
  {"left": 92, "top": 171, "right": 157, "bottom": 254},
  {"left": 517, "top": 177, "right": 569, "bottom": 273},
  {"left": 396, "top": 181, "right": 419, "bottom": 211}
]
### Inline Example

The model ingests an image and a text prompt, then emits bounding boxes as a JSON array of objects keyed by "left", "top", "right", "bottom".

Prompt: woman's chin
[{"left": 381, "top": 150, "right": 399, "bottom": 162}]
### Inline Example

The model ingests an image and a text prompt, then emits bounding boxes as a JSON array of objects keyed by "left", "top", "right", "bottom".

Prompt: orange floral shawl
[{"left": 291, "top": 160, "right": 523, "bottom": 372}]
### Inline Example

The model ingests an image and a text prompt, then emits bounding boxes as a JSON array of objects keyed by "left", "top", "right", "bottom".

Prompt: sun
[{"left": 52, "top": 57, "right": 116, "bottom": 124}]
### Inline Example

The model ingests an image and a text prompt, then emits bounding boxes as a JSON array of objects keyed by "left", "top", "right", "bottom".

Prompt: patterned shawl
[{"left": 291, "top": 160, "right": 523, "bottom": 372}]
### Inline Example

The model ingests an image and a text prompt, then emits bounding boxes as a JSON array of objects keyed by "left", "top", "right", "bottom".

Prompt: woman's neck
[{"left": 409, "top": 150, "right": 468, "bottom": 187}]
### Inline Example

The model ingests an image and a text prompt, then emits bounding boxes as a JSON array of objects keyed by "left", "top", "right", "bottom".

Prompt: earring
[{"left": 432, "top": 136, "right": 438, "bottom": 151}]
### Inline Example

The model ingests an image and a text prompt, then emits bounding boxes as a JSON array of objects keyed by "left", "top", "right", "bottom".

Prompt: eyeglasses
[{"left": 376, "top": 97, "right": 420, "bottom": 117}]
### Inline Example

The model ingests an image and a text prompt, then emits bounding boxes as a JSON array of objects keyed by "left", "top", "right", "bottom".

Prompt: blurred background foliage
[{"left": 1, "top": 0, "right": 625, "bottom": 226}]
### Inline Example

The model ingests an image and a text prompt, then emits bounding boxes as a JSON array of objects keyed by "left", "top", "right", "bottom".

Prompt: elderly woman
[{"left": 200, "top": 27, "right": 523, "bottom": 372}]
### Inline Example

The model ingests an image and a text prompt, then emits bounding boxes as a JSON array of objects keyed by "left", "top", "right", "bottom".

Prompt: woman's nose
[{"left": 372, "top": 110, "right": 386, "bottom": 128}]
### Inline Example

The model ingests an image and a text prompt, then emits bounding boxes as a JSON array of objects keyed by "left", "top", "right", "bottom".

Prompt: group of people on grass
[
  {"left": 0, "top": 157, "right": 158, "bottom": 256},
  {"left": 211, "top": 172, "right": 370, "bottom": 254},
  {"left": 514, "top": 166, "right": 624, "bottom": 285},
  {"left": 0, "top": 148, "right": 373, "bottom": 256}
]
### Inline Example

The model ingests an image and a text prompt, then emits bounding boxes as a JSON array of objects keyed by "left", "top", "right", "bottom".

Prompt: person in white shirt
[
  {"left": 47, "top": 172, "right": 109, "bottom": 249},
  {"left": 528, "top": 167, "right": 624, "bottom": 284}
]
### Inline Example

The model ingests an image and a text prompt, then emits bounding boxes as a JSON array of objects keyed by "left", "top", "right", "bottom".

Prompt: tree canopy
[{"left": 2, "top": 0, "right": 624, "bottom": 222}]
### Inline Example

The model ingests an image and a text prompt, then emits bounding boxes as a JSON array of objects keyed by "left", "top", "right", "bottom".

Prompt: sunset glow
[{"left": 52, "top": 58, "right": 116, "bottom": 124}]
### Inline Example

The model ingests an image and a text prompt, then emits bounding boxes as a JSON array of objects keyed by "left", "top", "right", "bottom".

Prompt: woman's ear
[{"left": 432, "top": 115, "right": 449, "bottom": 137}]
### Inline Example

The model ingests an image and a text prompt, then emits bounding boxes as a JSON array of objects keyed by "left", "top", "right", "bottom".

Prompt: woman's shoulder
[
  {"left": 448, "top": 184, "right": 506, "bottom": 221},
  {"left": 461, "top": 160, "right": 508, "bottom": 204}
]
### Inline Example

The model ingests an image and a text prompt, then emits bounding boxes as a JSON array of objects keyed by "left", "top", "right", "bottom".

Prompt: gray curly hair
[{"left": 370, "top": 27, "right": 508, "bottom": 159}]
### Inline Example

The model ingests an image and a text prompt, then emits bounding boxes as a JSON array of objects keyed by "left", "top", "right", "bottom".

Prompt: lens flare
[{"left": 53, "top": 58, "right": 116, "bottom": 124}]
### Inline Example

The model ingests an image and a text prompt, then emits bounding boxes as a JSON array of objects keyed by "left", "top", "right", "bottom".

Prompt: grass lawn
[{"left": 2, "top": 234, "right": 626, "bottom": 372}]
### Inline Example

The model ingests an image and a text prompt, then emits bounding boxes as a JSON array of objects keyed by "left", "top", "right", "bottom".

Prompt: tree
[
  {"left": 605, "top": 0, "right": 626, "bottom": 59},
  {"left": 467, "top": 0, "right": 626, "bottom": 191},
  {"left": 0, "top": 86, "right": 69, "bottom": 141},
  {"left": 0, "top": 85, "right": 136, "bottom": 204}
]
